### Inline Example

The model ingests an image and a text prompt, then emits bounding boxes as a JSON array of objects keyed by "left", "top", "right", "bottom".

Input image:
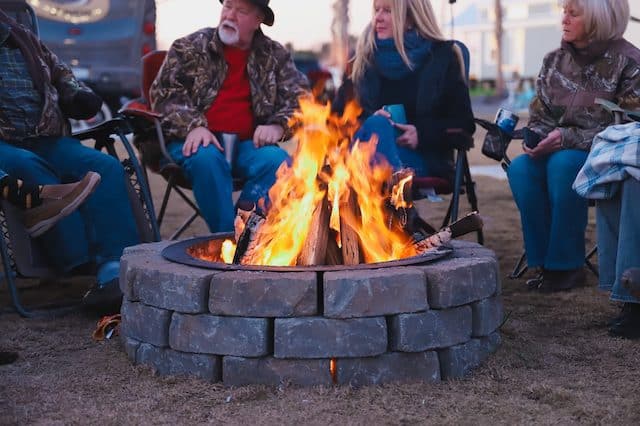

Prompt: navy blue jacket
[{"left": 355, "top": 40, "right": 475, "bottom": 181}]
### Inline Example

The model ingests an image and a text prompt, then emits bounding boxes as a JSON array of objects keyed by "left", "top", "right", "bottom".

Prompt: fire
[
  {"left": 239, "top": 96, "right": 417, "bottom": 266},
  {"left": 220, "top": 239, "right": 236, "bottom": 264}
]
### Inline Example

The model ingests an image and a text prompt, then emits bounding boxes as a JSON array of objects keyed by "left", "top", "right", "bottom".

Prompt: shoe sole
[{"left": 27, "top": 172, "right": 101, "bottom": 237}]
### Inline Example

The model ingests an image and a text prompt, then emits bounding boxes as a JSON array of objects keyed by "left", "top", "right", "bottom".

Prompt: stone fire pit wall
[{"left": 119, "top": 240, "right": 503, "bottom": 387}]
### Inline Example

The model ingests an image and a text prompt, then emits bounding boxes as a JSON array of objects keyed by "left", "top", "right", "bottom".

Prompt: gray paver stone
[
  {"left": 438, "top": 339, "right": 483, "bottom": 379},
  {"left": 209, "top": 271, "right": 317, "bottom": 317},
  {"left": 223, "top": 356, "right": 332, "bottom": 387},
  {"left": 169, "top": 313, "right": 271, "bottom": 356},
  {"left": 420, "top": 257, "right": 498, "bottom": 308},
  {"left": 137, "top": 343, "right": 221, "bottom": 382},
  {"left": 274, "top": 317, "right": 387, "bottom": 358},
  {"left": 337, "top": 351, "right": 440, "bottom": 386},
  {"left": 121, "top": 336, "right": 140, "bottom": 362},
  {"left": 471, "top": 296, "right": 504, "bottom": 337},
  {"left": 390, "top": 306, "right": 472, "bottom": 351},
  {"left": 121, "top": 300, "right": 172, "bottom": 347},
  {"left": 323, "top": 267, "right": 427, "bottom": 318}
]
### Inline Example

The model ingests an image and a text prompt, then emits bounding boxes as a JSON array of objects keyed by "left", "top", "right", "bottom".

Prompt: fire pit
[
  {"left": 119, "top": 237, "right": 502, "bottom": 387},
  {"left": 120, "top": 98, "right": 502, "bottom": 386}
]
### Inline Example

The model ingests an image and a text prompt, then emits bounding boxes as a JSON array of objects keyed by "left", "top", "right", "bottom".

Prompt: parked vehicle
[{"left": 28, "top": 0, "right": 156, "bottom": 129}]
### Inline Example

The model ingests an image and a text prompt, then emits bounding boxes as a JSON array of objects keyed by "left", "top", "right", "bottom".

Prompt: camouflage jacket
[
  {"left": 529, "top": 38, "right": 640, "bottom": 151},
  {"left": 149, "top": 28, "right": 307, "bottom": 140},
  {"left": 0, "top": 10, "right": 90, "bottom": 142}
]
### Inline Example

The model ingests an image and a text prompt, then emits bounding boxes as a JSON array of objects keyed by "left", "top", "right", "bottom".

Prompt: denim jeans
[
  {"left": 167, "top": 138, "right": 290, "bottom": 233},
  {"left": 0, "top": 137, "right": 140, "bottom": 271},
  {"left": 0, "top": 169, "right": 6, "bottom": 180},
  {"left": 354, "top": 115, "right": 428, "bottom": 176},
  {"left": 507, "top": 149, "right": 589, "bottom": 270},
  {"left": 597, "top": 177, "right": 640, "bottom": 303}
]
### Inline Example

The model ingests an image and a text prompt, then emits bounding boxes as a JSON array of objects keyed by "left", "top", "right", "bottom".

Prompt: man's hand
[
  {"left": 394, "top": 123, "right": 419, "bottom": 150},
  {"left": 253, "top": 124, "right": 284, "bottom": 147},
  {"left": 183, "top": 127, "right": 223, "bottom": 157},
  {"left": 524, "top": 128, "right": 562, "bottom": 159}
]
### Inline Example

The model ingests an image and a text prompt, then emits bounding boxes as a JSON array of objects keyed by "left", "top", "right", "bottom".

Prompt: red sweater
[{"left": 206, "top": 45, "right": 254, "bottom": 140}]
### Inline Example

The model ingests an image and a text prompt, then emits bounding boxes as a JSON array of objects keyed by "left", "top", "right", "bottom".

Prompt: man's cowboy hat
[{"left": 219, "top": 0, "right": 275, "bottom": 26}]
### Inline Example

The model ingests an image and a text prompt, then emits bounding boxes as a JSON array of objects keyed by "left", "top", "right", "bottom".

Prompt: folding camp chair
[
  {"left": 121, "top": 50, "right": 245, "bottom": 240},
  {"left": 411, "top": 40, "right": 483, "bottom": 244},
  {"left": 0, "top": 1, "right": 159, "bottom": 317},
  {"left": 474, "top": 118, "right": 598, "bottom": 280}
]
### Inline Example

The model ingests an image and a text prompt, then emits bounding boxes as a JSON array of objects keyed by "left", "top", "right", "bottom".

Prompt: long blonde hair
[{"left": 351, "top": 0, "right": 446, "bottom": 83}]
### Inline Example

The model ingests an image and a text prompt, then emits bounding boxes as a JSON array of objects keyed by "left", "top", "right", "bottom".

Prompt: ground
[{"left": 1, "top": 107, "right": 639, "bottom": 425}]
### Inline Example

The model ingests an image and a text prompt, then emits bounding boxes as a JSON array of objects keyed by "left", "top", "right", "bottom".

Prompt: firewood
[
  {"left": 234, "top": 200, "right": 255, "bottom": 243},
  {"left": 325, "top": 231, "right": 343, "bottom": 265},
  {"left": 233, "top": 211, "right": 265, "bottom": 264},
  {"left": 298, "top": 193, "right": 331, "bottom": 266},
  {"left": 341, "top": 189, "right": 362, "bottom": 265}
]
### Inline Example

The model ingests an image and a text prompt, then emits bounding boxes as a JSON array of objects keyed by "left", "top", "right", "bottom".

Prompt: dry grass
[{"left": 1, "top": 131, "right": 639, "bottom": 425}]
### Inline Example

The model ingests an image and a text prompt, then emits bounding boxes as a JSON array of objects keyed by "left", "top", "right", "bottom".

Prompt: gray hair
[{"left": 562, "top": 0, "right": 630, "bottom": 41}]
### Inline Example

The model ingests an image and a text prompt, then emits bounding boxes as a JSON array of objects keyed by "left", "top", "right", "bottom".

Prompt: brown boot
[{"left": 22, "top": 172, "right": 101, "bottom": 237}]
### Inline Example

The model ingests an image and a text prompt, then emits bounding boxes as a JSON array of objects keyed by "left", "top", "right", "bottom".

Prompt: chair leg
[
  {"left": 585, "top": 245, "right": 598, "bottom": 277},
  {"left": 0, "top": 220, "right": 78, "bottom": 318},
  {"left": 509, "top": 251, "right": 528, "bottom": 279},
  {"left": 462, "top": 155, "right": 484, "bottom": 244}
]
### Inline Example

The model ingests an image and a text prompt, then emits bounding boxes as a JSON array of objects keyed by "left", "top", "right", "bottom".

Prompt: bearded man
[{"left": 149, "top": 0, "right": 307, "bottom": 232}]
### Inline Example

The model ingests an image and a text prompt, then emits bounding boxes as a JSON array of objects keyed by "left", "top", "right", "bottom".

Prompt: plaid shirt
[
  {"left": 0, "top": 25, "right": 42, "bottom": 140},
  {"left": 573, "top": 122, "right": 640, "bottom": 199}
]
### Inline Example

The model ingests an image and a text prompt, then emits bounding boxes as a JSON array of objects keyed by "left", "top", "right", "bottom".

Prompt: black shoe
[
  {"left": 526, "top": 269, "right": 544, "bottom": 291},
  {"left": 608, "top": 303, "right": 640, "bottom": 339},
  {"left": 82, "top": 278, "right": 122, "bottom": 314},
  {"left": 0, "top": 351, "right": 18, "bottom": 365},
  {"left": 621, "top": 268, "right": 640, "bottom": 300},
  {"left": 536, "top": 268, "right": 586, "bottom": 293}
]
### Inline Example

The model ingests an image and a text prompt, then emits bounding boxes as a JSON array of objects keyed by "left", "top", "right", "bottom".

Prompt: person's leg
[
  {"left": 233, "top": 140, "right": 290, "bottom": 209},
  {"left": 544, "top": 149, "right": 589, "bottom": 270},
  {"left": 0, "top": 141, "right": 91, "bottom": 270},
  {"left": 596, "top": 197, "right": 619, "bottom": 294},
  {"left": 397, "top": 146, "right": 428, "bottom": 177},
  {"left": 354, "top": 115, "right": 402, "bottom": 169},
  {"left": 506, "top": 153, "right": 550, "bottom": 268},
  {"left": 167, "top": 141, "right": 235, "bottom": 232},
  {"left": 608, "top": 178, "right": 640, "bottom": 303},
  {"left": 30, "top": 137, "right": 140, "bottom": 266}
]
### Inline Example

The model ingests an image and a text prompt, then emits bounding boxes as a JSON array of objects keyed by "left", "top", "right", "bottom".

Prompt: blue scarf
[{"left": 374, "top": 30, "right": 432, "bottom": 80}]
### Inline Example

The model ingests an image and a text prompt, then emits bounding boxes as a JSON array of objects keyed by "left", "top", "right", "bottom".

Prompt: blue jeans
[
  {"left": 167, "top": 139, "right": 290, "bottom": 233},
  {"left": 0, "top": 169, "right": 6, "bottom": 180},
  {"left": 597, "top": 178, "right": 640, "bottom": 303},
  {"left": 0, "top": 137, "right": 140, "bottom": 271},
  {"left": 354, "top": 115, "right": 428, "bottom": 176},
  {"left": 507, "top": 150, "right": 589, "bottom": 270}
]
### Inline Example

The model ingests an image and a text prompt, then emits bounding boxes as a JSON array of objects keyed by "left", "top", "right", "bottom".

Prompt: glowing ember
[{"left": 220, "top": 239, "right": 236, "bottom": 264}]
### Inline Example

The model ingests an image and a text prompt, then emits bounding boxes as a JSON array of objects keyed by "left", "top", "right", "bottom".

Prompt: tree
[{"left": 494, "top": 0, "right": 505, "bottom": 95}]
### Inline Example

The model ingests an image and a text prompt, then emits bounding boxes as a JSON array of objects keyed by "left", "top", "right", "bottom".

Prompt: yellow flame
[
  {"left": 221, "top": 239, "right": 236, "bottom": 264},
  {"left": 241, "top": 96, "right": 417, "bottom": 266}
]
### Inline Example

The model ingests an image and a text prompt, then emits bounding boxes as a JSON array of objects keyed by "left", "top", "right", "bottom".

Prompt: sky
[{"left": 156, "top": 0, "right": 375, "bottom": 50}]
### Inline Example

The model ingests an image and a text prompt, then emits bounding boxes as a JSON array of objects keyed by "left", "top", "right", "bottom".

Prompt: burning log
[
  {"left": 298, "top": 193, "right": 331, "bottom": 266},
  {"left": 341, "top": 189, "right": 362, "bottom": 265},
  {"left": 325, "top": 231, "right": 344, "bottom": 265},
  {"left": 233, "top": 210, "right": 265, "bottom": 264},
  {"left": 414, "top": 212, "right": 484, "bottom": 253},
  {"left": 234, "top": 200, "right": 256, "bottom": 243}
]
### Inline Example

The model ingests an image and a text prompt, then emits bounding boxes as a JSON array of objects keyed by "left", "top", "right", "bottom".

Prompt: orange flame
[{"left": 240, "top": 96, "right": 416, "bottom": 266}]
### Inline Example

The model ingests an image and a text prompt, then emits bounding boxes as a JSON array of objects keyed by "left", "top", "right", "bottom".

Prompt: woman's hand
[
  {"left": 394, "top": 123, "right": 419, "bottom": 149},
  {"left": 373, "top": 108, "right": 391, "bottom": 119},
  {"left": 524, "top": 128, "right": 562, "bottom": 158}
]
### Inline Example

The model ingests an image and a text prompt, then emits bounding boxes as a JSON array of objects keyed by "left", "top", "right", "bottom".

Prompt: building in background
[{"left": 444, "top": 0, "right": 640, "bottom": 83}]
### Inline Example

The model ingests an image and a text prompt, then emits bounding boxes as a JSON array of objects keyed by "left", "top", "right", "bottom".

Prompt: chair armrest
[
  {"left": 445, "top": 128, "right": 474, "bottom": 150},
  {"left": 72, "top": 117, "right": 131, "bottom": 140},
  {"left": 595, "top": 97, "right": 640, "bottom": 123}
]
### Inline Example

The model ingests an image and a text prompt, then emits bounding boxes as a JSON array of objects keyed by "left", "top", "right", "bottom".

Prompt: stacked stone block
[{"left": 120, "top": 239, "right": 502, "bottom": 386}]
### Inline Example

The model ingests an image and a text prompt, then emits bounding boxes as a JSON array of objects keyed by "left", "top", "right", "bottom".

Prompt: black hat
[{"left": 219, "top": 0, "right": 275, "bottom": 26}]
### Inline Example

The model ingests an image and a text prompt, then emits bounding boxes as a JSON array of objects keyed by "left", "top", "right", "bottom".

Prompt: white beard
[{"left": 219, "top": 20, "right": 240, "bottom": 46}]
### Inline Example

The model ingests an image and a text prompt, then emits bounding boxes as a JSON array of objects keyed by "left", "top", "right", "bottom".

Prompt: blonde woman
[
  {"left": 507, "top": 0, "right": 640, "bottom": 293},
  {"left": 350, "top": 0, "right": 474, "bottom": 183}
]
